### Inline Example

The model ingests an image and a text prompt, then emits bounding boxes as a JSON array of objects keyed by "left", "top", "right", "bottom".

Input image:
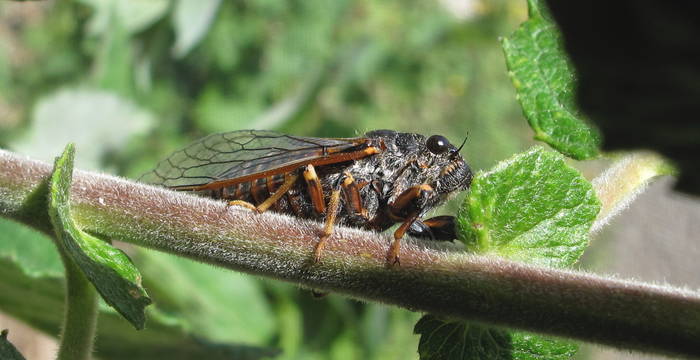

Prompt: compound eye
[{"left": 426, "top": 135, "right": 450, "bottom": 154}]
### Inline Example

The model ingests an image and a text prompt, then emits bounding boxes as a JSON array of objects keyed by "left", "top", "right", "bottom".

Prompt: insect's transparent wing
[{"left": 140, "top": 130, "right": 361, "bottom": 188}]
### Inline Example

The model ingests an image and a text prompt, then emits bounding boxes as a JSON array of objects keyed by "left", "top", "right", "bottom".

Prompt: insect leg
[
  {"left": 313, "top": 187, "right": 341, "bottom": 263},
  {"left": 229, "top": 173, "right": 299, "bottom": 213},
  {"left": 386, "top": 184, "right": 435, "bottom": 265},
  {"left": 390, "top": 184, "right": 434, "bottom": 217},
  {"left": 341, "top": 172, "right": 369, "bottom": 219},
  {"left": 388, "top": 213, "right": 420, "bottom": 265},
  {"left": 227, "top": 200, "right": 259, "bottom": 212},
  {"left": 408, "top": 215, "right": 457, "bottom": 241},
  {"left": 305, "top": 171, "right": 346, "bottom": 296},
  {"left": 312, "top": 172, "right": 368, "bottom": 264},
  {"left": 303, "top": 164, "right": 326, "bottom": 214},
  {"left": 257, "top": 173, "right": 299, "bottom": 213}
]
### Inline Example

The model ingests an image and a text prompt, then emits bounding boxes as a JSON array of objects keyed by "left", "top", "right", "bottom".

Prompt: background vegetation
[
  {"left": 2, "top": 1, "right": 695, "bottom": 360},
  {"left": 0, "top": 1, "right": 535, "bottom": 359}
]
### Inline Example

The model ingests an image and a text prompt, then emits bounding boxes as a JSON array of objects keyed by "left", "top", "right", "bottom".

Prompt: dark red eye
[{"left": 426, "top": 135, "right": 450, "bottom": 154}]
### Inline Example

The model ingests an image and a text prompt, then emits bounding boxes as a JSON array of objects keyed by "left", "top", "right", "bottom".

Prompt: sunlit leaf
[
  {"left": 418, "top": 146, "right": 597, "bottom": 360},
  {"left": 172, "top": 0, "right": 222, "bottom": 58},
  {"left": 13, "top": 88, "right": 154, "bottom": 171},
  {"left": 457, "top": 147, "right": 600, "bottom": 268},
  {"left": 78, "top": 0, "right": 169, "bottom": 35},
  {"left": 502, "top": 0, "right": 600, "bottom": 160}
]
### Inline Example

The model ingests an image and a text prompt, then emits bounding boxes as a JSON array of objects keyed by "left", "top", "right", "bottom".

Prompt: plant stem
[
  {"left": 1, "top": 149, "right": 699, "bottom": 357},
  {"left": 55, "top": 250, "right": 98, "bottom": 360},
  {"left": 591, "top": 152, "right": 675, "bottom": 234}
]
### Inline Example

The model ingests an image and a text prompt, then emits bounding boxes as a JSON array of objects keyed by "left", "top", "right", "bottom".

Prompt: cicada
[{"left": 140, "top": 129, "right": 473, "bottom": 264}]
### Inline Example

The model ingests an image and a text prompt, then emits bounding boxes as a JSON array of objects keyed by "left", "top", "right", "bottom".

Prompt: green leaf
[
  {"left": 0, "top": 330, "right": 26, "bottom": 360},
  {"left": 194, "top": 64, "right": 330, "bottom": 134},
  {"left": 77, "top": 0, "right": 169, "bottom": 35},
  {"left": 12, "top": 87, "right": 154, "bottom": 171},
  {"left": 48, "top": 143, "right": 151, "bottom": 329},
  {"left": 259, "top": 65, "right": 331, "bottom": 132},
  {"left": 501, "top": 0, "right": 600, "bottom": 160},
  {"left": 172, "top": 0, "right": 222, "bottom": 58},
  {"left": 363, "top": 306, "right": 421, "bottom": 360},
  {"left": 193, "top": 85, "right": 266, "bottom": 134},
  {"left": 0, "top": 218, "right": 62, "bottom": 277},
  {"left": 0, "top": 257, "right": 279, "bottom": 360},
  {"left": 457, "top": 146, "right": 601, "bottom": 268},
  {"left": 414, "top": 315, "right": 510, "bottom": 360},
  {"left": 134, "top": 250, "right": 276, "bottom": 344},
  {"left": 414, "top": 315, "right": 576, "bottom": 360},
  {"left": 510, "top": 332, "right": 578, "bottom": 360},
  {"left": 93, "top": 10, "right": 133, "bottom": 95},
  {"left": 417, "top": 146, "right": 597, "bottom": 360}
]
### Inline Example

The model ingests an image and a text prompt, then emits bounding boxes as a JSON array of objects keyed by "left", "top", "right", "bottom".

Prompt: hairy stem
[
  {"left": 591, "top": 152, "right": 675, "bottom": 234},
  {"left": 55, "top": 251, "right": 98, "bottom": 360},
  {"left": 1, "top": 150, "right": 699, "bottom": 357}
]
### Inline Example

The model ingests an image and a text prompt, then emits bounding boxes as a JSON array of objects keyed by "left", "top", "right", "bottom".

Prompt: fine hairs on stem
[{"left": 1, "top": 149, "right": 699, "bottom": 358}]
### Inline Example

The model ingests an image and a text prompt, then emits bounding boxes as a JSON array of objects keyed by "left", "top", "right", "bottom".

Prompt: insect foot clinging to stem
[{"left": 140, "top": 129, "right": 472, "bottom": 266}]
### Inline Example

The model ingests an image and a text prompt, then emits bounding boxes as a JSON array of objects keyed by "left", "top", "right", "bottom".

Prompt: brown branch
[{"left": 1, "top": 149, "right": 699, "bottom": 357}]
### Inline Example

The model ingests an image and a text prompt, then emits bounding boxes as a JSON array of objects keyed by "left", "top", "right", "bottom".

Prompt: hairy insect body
[{"left": 142, "top": 129, "right": 472, "bottom": 264}]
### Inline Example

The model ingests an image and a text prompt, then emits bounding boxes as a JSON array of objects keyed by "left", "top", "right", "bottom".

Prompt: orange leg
[
  {"left": 341, "top": 172, "right": 368, "bottom": 219},
  {"left": 389, "top": 184, "right": 434, "bottom": 219},
  {"left": 313, "top": 188, "right": 341, "bottom": 263},
  {"left": 227, "top": 200, "right": 258, "bottom": 212},
  {"left": 312, "top": 172, "right": 370, "bottom": 263},
  {"left": 228, "top": 173, "right": 299, "bottom": 213},
  {"left": 303, "top": 164, "right": 326, "bottom": 214},
  {"left": 386, "top": 184, "right": 436, "bottom": 265},
  {"left": 387, "top": 214, "right": 419, "bottom": 266}
]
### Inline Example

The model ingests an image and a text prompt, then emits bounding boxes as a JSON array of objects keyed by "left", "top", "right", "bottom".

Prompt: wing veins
[{"left": 140, "top": 130, "right": 370, "bottom": 188}]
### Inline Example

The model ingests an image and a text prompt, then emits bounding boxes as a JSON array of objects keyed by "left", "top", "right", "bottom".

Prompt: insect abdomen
[{"left": 207, "top": 174, "right": 313, "bottom": 218}]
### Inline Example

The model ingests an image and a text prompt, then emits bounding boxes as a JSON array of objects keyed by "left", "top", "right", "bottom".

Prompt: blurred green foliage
[{"left": 0, "top": 0, "right": 532, "bottom": 359}]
